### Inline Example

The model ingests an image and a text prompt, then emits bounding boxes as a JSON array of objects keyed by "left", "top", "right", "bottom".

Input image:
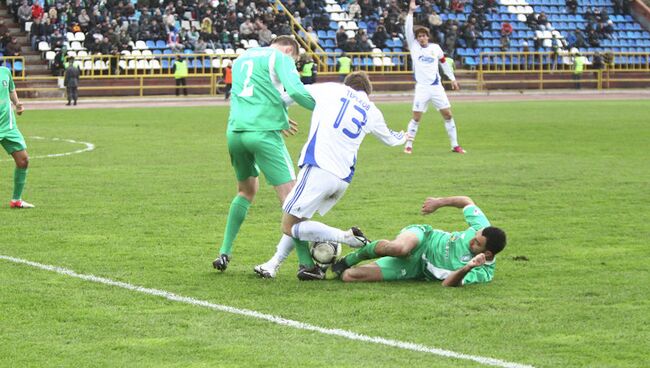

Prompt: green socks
[
  {"left": 219, "top": 195, "right": 251, "bottom": 255},
  {"left": 344, "top": 240, "right": 379, "bottom": 267},
  {"left": 12, "top": 168, "right": 27, "bottom": 201},
  {"left": 294, "top": 238, "right": 315, "bottom": 268}
]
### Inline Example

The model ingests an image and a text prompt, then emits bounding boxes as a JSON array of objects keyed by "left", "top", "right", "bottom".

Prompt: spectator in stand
[
  {"left": 587, "top": 29, "right": 600, "bottom": 47},
  {"left": 168, "top": 27, "right": 184, "bottom": 53},
  {"left": 450, "top": 0, "right": 464, "bottom": 13},
  {"left": 31, "top": 0, "right": 44, "bottom": 21},
  {"left": 200, "top": 17, "right": 212, "bottom": 40},
  {"left": 220, "top": 30, "right": 233, "bottom": 50},
  {"left": 602, "top": 20, "right": 615, "bottom": 39},
  {"left": 30, "top": 17, "right": 47, "bottom": 50},
  {"left": 306, "top": 25, "right": 319, "bottom": 48},
  {"left": 187, "top": 26, "right": 200, "bottom": 48},
  {"left": 591, "top": 51, "right": 604, "bottom": 70},
  {"left": 78, "top": 9, "right": 90, "bottom": 32},
  {"left": 98, "top": 37, "right": 112, "bottom": 55},
  {"left": 360, "top": 0, "right": 374, "bottom": 19},
  {"left": 162, "top": 9, "right": 176, "bottom": 33},
  {"left": 372, "top": 24, "right": 389, "bottom": 49},
  {"left": 194, "top": 38, "right": 207, "bottom": 53},
  {"left": 348, "top": 0, "right": 362, "bottom": 20},
  {"left": 355, "top": 29, "right": 372, "bottom": 52},
  {"left": 6, "top": 37, "right": 21, "bottom": 57},
  {"left": 462, "top": 23, "right": 478, "bottom": 49},
  {"left": 239, "top": 16, "right": 255, "bottom": 40},
  {"left": 427, "top": 11, "right": 444, "bottom": 44},
  {"left": 537, "top": 12, "right": 549, "bottom": 29},
  {"left": 17, "top": 0, "right": 32, "bottom": 30},
  {"left": 501, "top": 22, "right": 513, "bottom": 37},
  {"left": 258, "top": 23, "right": 273, "bottom": 46},
  {"left": 445, "top": 24, "right": 458, "bottom": 58},
  {"left": 566, "top": 0, "right": 578, "bottom": 14},
  {"left": 500, "top": 32, "right": 510, "bottom": 51},
  {"left": 336, "top": 25, "right": 348, "bottom": 48},
  {"left": 574, "top": 28, "right": 587, "bottom": 48}
]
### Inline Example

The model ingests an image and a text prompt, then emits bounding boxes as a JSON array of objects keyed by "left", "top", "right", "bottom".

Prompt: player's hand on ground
[
  {"left": 468, "top": 253, "right": 486, "bottom": 268},
  {"left": 421, "top": 197, "right": 444, "bottom": 215},
  {"left": 15, "top": 103, "right": 24, "bottom": 115},
  {"left": 282, "top": 119, "right": 299, "bottom": 137},
  {"left": 450, "top": 81, "right": 460, "bottom": 91}
]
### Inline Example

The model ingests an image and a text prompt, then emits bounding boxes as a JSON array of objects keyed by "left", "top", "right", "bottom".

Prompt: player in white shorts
[
  {"left": 404, "top": 0, "right": 465, "bottom": 154},
  {"left": 254, "top": 72, "right": 407, "bottom": 280}
]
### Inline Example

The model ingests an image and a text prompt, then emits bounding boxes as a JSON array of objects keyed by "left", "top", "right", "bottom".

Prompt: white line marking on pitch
[
  {"left": 0, "top": 255, "right": 534, "bottom": 368},
  {"left": 0, "top": 136, "right": 95, "bottom": 161}
]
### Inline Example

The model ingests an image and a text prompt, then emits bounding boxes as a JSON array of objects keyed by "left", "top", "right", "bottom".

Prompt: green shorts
[
  {"left": 227, "top": 130, "right": 295, "bottom": 186},
  {"left": 0, "top": 128, "right": 27, "bottom": 154},
  {"left": 375, "top": 225, "right": 431, "bottom": 281}
]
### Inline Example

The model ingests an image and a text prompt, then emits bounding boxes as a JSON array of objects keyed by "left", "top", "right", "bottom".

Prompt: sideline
[{"left": 0, "top": 254, "right": 534, "bottom": 368}]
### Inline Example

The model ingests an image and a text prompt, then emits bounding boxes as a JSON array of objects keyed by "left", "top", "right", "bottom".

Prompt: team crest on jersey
[
  {"left": 418, "top": 55, "right": 436, "bottom": 64},
  {"left": 2, "top": 80, "right": 7, "bottom": 87},
  {"left": 461, "top": 254, "right": 472, "bottom": 262}
]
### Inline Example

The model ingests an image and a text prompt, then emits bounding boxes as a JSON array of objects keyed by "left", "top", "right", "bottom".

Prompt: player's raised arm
[{"left": 405, "top": 0, "right": 417, "bottom": 48}]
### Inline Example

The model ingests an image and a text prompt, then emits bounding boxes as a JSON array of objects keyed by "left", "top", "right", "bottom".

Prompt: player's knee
[
  {"left": 281, "top": 222, "right": 293, "bottom": 237},
  {"left": 16, "top": 156, "right": 29, "bottom": 168}
]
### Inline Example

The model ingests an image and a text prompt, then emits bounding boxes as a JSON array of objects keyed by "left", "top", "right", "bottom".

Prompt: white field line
[
  {"left": 0, "top": 255, "right": 534, "bottom": 368},
  {"left": 0, "top": 136, "right": 95, "bottom": 161}
]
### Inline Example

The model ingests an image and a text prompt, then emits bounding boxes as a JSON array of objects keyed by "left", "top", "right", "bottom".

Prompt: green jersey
[
  {"left": 415, "top": 205, "right": 495, "bottom": 285},
  {"left": 227, "top": 47, "right": 315, "bottom": 132},
  {"left": 0, "top": 67, "right": 17, "bottom": 134}
]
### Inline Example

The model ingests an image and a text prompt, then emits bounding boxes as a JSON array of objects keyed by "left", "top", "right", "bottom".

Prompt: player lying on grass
[
  {"left": 254, "top": 72, "right": 407, "bottom": 280},
  {"left": 332, "top": 196, "right": 506, "bottom": 287}
]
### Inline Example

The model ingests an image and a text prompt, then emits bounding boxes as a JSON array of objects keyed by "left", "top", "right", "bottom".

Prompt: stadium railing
[{"left": 1, "top": 56, "right": 26, "bottom": 80}]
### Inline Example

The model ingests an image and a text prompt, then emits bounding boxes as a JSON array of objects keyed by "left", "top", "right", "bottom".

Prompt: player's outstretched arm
[
  {"left": 421, "top": 196, "right": 474, "bottom": 215},
  {"left": 405, "top": 0, "right": 416, "bottom": 47},
  {"left": 442, "top": 253, "right": 486, "bottom": 287}
]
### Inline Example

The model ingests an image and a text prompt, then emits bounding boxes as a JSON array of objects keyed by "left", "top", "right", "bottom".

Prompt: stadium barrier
[
  {"left": 14, "top": 51, "right": 650, "bottom": 97},
  {"left": 1, "top": 56, "right": 26, "bottom": 80}
]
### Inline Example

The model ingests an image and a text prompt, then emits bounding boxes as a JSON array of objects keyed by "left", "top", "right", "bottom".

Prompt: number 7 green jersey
[{"left": 227, "top": 47, "right": 315, "bottom": 132}]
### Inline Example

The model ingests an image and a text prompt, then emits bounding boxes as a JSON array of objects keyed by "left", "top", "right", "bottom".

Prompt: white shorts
[
  {"left": 412, "top": 83, "right": 450, "bottom": 113},
  {"left": 283, "top": 165, "right": 349, "bottom": 219}
]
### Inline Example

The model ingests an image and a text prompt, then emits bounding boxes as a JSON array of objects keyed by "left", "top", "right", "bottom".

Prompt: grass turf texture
[{"left": 1, "top": 100, "right": 648, "bottom": 367}]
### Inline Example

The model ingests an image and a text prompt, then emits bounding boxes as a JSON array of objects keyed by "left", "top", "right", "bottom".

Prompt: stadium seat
[
  {"left": 38, "top": 41, "right": 51, "bottom": 52},
  {"left": 74, "top": 32, "right": 85, "bottom": 42},
  {"left": 155, "top": 40, "right": 166, "bottom": 49}
]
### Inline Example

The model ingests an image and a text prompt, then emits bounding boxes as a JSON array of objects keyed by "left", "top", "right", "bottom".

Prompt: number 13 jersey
[{"left": 298, "top": 83, "right": 405, "bottom": 183}]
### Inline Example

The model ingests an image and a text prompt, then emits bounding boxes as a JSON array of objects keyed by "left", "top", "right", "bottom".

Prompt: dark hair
[
  {"left": 483, "top": 226, "right": 506, "bottom": 255},
  {"left": 344, "top": 71, "right": 372, "bottom": 95},
  {"left": 414, "top": 25, "right": 430, "bottom": 37},
  {"left": 271, "top": 35, "right": 299, "bottom": 57}
]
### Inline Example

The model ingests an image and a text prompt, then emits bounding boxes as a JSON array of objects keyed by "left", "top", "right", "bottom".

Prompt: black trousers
[
  {"left": 175, "top": 78, "right": 188, "bottom": 96},
  {"left": 66, "top": 86, "right": 78, "bottom": 104}
]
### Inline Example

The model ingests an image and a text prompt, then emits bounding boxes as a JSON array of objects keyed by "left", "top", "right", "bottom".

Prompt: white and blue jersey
[
  {"left": 298, "top": 83, "right": 405, "bottom": 182},
  {"left": 405, "top": 13, "right": 454, "bottom": 86}
]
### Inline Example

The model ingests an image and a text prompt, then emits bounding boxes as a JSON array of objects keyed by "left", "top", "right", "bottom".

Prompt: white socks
[
  {"left": 292, "top": 221, "right": 360, "bottom": 246},
  {"left": 444, "top": 118, "right": 459, "bottom": 148},
  {"left": 265, "top": 234, "right": 295, "bottom": 269},
  {"left": 406, "top": 119, "right": 419, "bottom": 148}
]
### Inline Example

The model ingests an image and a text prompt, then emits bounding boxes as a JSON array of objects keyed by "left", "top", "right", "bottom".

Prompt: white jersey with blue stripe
[
  {"left": 298, "top": 83, "right": 405, "bottom": 182},
  {"left": 405, "top": 13, "right": 447, "bottom": 86}
]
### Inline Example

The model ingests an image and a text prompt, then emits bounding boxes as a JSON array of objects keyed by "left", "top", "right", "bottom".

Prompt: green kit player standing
[
  {"left": 0, "top": 66, "right": 32, "bottom": 208},
  {"left": 333, "top": 196, "right": 507, "bottom": 287},
  {"left": 212, "top": 36, "right": 316, "bottom": 272}
]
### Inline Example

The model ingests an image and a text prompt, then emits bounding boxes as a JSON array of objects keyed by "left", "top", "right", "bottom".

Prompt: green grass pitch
[{"left": 1, "top": 99, "right": 648, "bottom": 367}]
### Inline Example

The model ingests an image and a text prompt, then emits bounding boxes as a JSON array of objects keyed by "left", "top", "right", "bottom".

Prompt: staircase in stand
[{"left": 0, "top": 5, "right": 63, "bottom": 98}]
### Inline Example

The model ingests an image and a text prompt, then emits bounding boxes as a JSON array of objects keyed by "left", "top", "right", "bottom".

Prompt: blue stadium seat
[
  {"left": 146, "top": 40, "right": 155, "bottom": 49},
  {"left": 317, "top": 30, "right": 327, "bottom": 39},
  {"left": 13, "top": 60, "right": 22, "bottom": 71},
  {"left": 156, "top": 40, "right": 166, "bottom": 49},
  {"left": 324, "top": 39, "right": 335, "bottom": 47}
]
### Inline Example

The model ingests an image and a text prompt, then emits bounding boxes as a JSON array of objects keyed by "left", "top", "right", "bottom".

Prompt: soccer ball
[{"left": 310, "top": 241, "right": 342, "bottom": 266}]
